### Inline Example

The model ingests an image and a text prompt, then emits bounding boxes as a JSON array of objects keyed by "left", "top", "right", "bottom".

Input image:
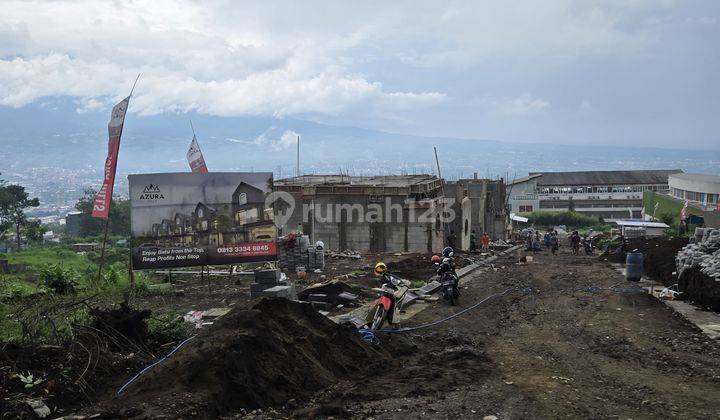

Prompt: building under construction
[
  {"left": 273, "top": 175, "right": 446, "bottom": 253},
  {"left": 273, "top": 174, "right": 507, "bottom": 253},
  {"left": 446, "top": 176, "right": 508, "bottom": 248}
]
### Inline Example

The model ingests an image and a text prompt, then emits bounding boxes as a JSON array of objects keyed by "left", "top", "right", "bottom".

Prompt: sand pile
[{"left": 105, "top": 298, "right": 384, "bottom": 418}]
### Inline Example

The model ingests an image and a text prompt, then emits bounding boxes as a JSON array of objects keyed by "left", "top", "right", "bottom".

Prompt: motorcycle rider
[
  {"left": 370, "top": 262, "right": 406, "bottom": 327},
  {"left": 441, "top": 246, "right": 457, "bottom": 275}
]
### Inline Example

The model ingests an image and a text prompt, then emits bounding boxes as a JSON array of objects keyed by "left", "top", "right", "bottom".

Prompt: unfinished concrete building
[
  {"left": 273, "top": 175, "right": 446, "bottom": 253},
  {"left": 446, "top": 176, "right": 508, "bottom": 249}
]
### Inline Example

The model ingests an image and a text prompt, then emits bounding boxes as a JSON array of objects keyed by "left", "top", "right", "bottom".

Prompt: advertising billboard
[{"left": 128, "top": 172, "right": 277, "bottom": 269}]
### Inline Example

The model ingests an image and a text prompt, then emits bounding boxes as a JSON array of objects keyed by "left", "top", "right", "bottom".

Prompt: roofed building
[
  {"left": 668, "top": 173, "right": 720, "bottom": 210},
  {"left": 273, "top": 175, "right": 446, "bottom": 252},
  {"left": 507, "top": 169, "right": 682, "bottom": 221}
]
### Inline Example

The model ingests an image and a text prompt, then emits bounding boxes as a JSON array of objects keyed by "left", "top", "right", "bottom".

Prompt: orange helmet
[{"left": 431, "top": 255, "right": 441, "bottom": 264}]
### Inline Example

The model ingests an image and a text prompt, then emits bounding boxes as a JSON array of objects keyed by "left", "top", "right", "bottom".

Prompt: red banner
[
  {"left": 92, "top": 97, "right": 130, "bottom": 219},
  {"left": 187, "top": 135, "right": 208, "bottom": 173}
]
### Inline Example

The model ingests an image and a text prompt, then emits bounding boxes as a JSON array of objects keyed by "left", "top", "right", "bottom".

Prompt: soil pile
[
  {"left": 387, "top": 254, "right": 455, "bottom": 280},
  {"left": 105, "top": 298, "right": 385, "bottom": 418},
  {"left": 90, "top": 302, "right": 152, "bottom": 347},
  {"left": 678, "top": 265, "right": 720, "bottom": 312},
  {"left": 605, "top": 237, "right": 688, "bottom": 285},
  {"left": 643, "top": 237, "right": 688, "bottom": 285}
]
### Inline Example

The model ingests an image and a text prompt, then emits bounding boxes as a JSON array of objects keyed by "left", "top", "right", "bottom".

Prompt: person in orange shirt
[{"left": 482, "top": 232, "right": 490, "bottom": 250}]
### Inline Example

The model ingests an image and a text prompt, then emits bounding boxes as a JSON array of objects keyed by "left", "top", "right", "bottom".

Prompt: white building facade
[
  {"left": 508, "top": 170, "right": 682, "bottom": 221},
  {"left": 668, "top": 173, "right": 720, "bottom": 211}
]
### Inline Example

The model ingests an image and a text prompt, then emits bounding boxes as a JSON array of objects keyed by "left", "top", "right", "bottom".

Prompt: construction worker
[
  {"left": 482, "top": 232, "right": 490, "bottom": 251},
  {"left": 569, "top": 231, "right": 581, "bottom": 255}
]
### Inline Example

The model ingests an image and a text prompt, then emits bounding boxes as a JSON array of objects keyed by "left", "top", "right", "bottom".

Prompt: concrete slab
[
  {"left": 202, "top": 307, "right": 232, "bottom": 318},
  {"left": 662, "top": 300, "right": 720, "bottom": 339}
]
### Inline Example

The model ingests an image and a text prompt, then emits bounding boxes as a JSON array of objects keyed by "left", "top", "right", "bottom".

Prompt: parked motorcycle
[
  {"left": 369, "top": 274, "right": 410, "bottom": 331},
  {"left": 435, "top": 256, "right": 460, "bottom": 306}
]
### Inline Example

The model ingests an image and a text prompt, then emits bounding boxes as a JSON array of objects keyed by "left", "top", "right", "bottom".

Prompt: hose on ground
[{"left": 116, "top": 334, "right": 197, "bottom": 396}]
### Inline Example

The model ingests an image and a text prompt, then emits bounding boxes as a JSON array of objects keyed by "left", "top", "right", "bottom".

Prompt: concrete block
[
  {"left": 259, "top": 285, "right": 292, "bottom": 299},
  {"left": 307, "top": 294, "right": 329, "bottom": 302},
  {"left": 338, "top": 292, "right": 359, "bottom": 301},
  {"left": 311, "top": 301, "right": 332, "bottom": 310}
]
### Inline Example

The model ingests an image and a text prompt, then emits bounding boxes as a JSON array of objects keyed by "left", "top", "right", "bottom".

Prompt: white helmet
[{"left": 315, "top": 240, "right": 325, "bottom": 250}]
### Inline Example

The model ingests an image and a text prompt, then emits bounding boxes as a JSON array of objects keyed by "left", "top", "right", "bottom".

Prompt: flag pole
[
  {"left": 189, "top": 118, "right": 196, "bottom": 137},
  {"left": 96, "top": 74, "right": 140, "bottom": 284}
]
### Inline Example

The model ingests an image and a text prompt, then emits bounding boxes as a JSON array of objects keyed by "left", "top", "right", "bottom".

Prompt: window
[
  {"left": 238, "top": 192, "right": 247, "bottom": 206},
  {"left": 519, "top": 205, "right": 533, "bottom": 212}
]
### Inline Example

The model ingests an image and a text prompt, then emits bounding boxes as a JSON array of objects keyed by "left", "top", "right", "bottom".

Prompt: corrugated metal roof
[
  {"left": 614, "top": 220, "right": 670, "bottom": 228},
  {"left": 669, "top": 172, "right": 720, "bottom": 184},
  {"left": 507, "top": 174, "right": 543, "bottom": 185},
  {"left": 529, "top": 169, "right": 683, "bottom": 186}
]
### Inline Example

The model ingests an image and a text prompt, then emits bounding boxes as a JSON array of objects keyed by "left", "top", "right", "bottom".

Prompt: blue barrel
[{"left": 626, "top": 252, "right": 644, "bottom": 281}]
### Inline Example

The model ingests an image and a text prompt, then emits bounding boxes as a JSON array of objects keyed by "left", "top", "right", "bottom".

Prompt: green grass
[
  {"left": 4, "top": 245, "right": 94, "bottom": 273},
  {"left": 521, "top": 211, "right": 604, "bottom": 229},
  {"left": 643, "top": 191, "right": 703, "bottom": 220},
  {"left": 642, "top": 191, "right": 704, "bottom": 236},
  {"left": 409, "top": 280, "right": 426, "bottom": 289}
]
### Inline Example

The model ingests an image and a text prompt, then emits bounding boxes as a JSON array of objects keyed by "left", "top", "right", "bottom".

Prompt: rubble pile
[
  {"left": 107, "top": 298, "right": 385, "bottom": 417},
  {"left": 676, "top": 228, "right": 720, "bottom": 280}
]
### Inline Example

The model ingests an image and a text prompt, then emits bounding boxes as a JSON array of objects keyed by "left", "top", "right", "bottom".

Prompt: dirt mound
[
  {"left": 387, "top": 255, "right": 438, "bottom": 280},
  {"left": 90, "top": 302, "right": 152, "bottom": 347},
  {"left": 678, "top": 265, "right": 720, "bottom": 312},
  {"left": 297, "top": 280, "right": 370, "bottom": 303},
  {"left": 643, "top": 237, "right": 688, "bottom": 285},
  {"left": 104, "top": 298, "right": 385, "bottom": 417}
]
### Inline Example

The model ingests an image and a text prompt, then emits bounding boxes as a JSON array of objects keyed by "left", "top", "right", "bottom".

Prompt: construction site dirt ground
[{"left": 277, "top": 247, "right": 720, "bottom": 419}]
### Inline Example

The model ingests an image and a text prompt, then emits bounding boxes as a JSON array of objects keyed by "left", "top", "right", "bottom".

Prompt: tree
[
  {"left": 74, "top": 188, "right": 131, "bottom": 237},
  {"left": 567, "top": 196, "right": 576, "bottom": 212},
  {"left": 24, "top": 219, "right": 47, "bottom": 243},
  {"left": 0, "top": 183, "right": 40, "bottom": 248}
]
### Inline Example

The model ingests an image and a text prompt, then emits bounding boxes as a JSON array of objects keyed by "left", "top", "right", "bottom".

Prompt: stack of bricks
[
  {"left": 278, "top": 235, "right": 312, "bottom": 270},
  {"left": 307, "top": 247, "right": 325, "bottom": 270}
]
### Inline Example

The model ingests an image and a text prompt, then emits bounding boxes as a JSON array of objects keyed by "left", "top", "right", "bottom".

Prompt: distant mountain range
[{"left": 1, "top": 98, "right": 718, "bottom": 182}]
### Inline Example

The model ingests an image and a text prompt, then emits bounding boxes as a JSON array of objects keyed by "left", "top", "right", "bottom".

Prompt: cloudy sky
[{"left": 1, "top": 0, "right": 718, "bottom": 149}]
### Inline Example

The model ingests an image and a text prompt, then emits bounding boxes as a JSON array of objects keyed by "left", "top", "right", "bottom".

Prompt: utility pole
[
  {"left": 434, "top": 147, "right": 450, "bottom": 248},
  {"left": 296, "top": 135, "right": 300, "bottom": 177}
]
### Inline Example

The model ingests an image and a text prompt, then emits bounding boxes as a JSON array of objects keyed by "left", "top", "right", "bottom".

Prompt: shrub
[
  {"left": 523, "top": 211, "right": 601, "bottom": 229},
  {"left": 147, "top": 314, "right": 190, "bottom": 344},
  {"left": 0, "top": 283, "right": 32, "bottom": 302},
  {"left": 40, "top": 264, "right": 78, "bottom": 294},
  {"left": 103, "top": 265, "right": 121, "bottom": 286},
  {"left": 658, "top": 212, "right": 675, "bottom": 226}
]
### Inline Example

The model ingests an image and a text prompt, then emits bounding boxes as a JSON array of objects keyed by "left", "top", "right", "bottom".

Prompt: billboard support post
[
  {"left": 96, "top": 219, "right": 110, "bottom": 284},
  {"left": 128, "top": 251, "right": 135, "bottom": 285}
]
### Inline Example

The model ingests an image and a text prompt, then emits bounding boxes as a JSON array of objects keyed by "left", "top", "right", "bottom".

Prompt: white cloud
[
  {"left": 0, "top": 0, "right": 716, "bottom": 149},
  {"left": 0, "top": 0, "right": 446, "bottom": 121},
  {"left": 272, "top": 130, "right": 300, "bottom": 151},
  {"left": 223, "top": 127, "right": 298, "bottom": 150}
]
